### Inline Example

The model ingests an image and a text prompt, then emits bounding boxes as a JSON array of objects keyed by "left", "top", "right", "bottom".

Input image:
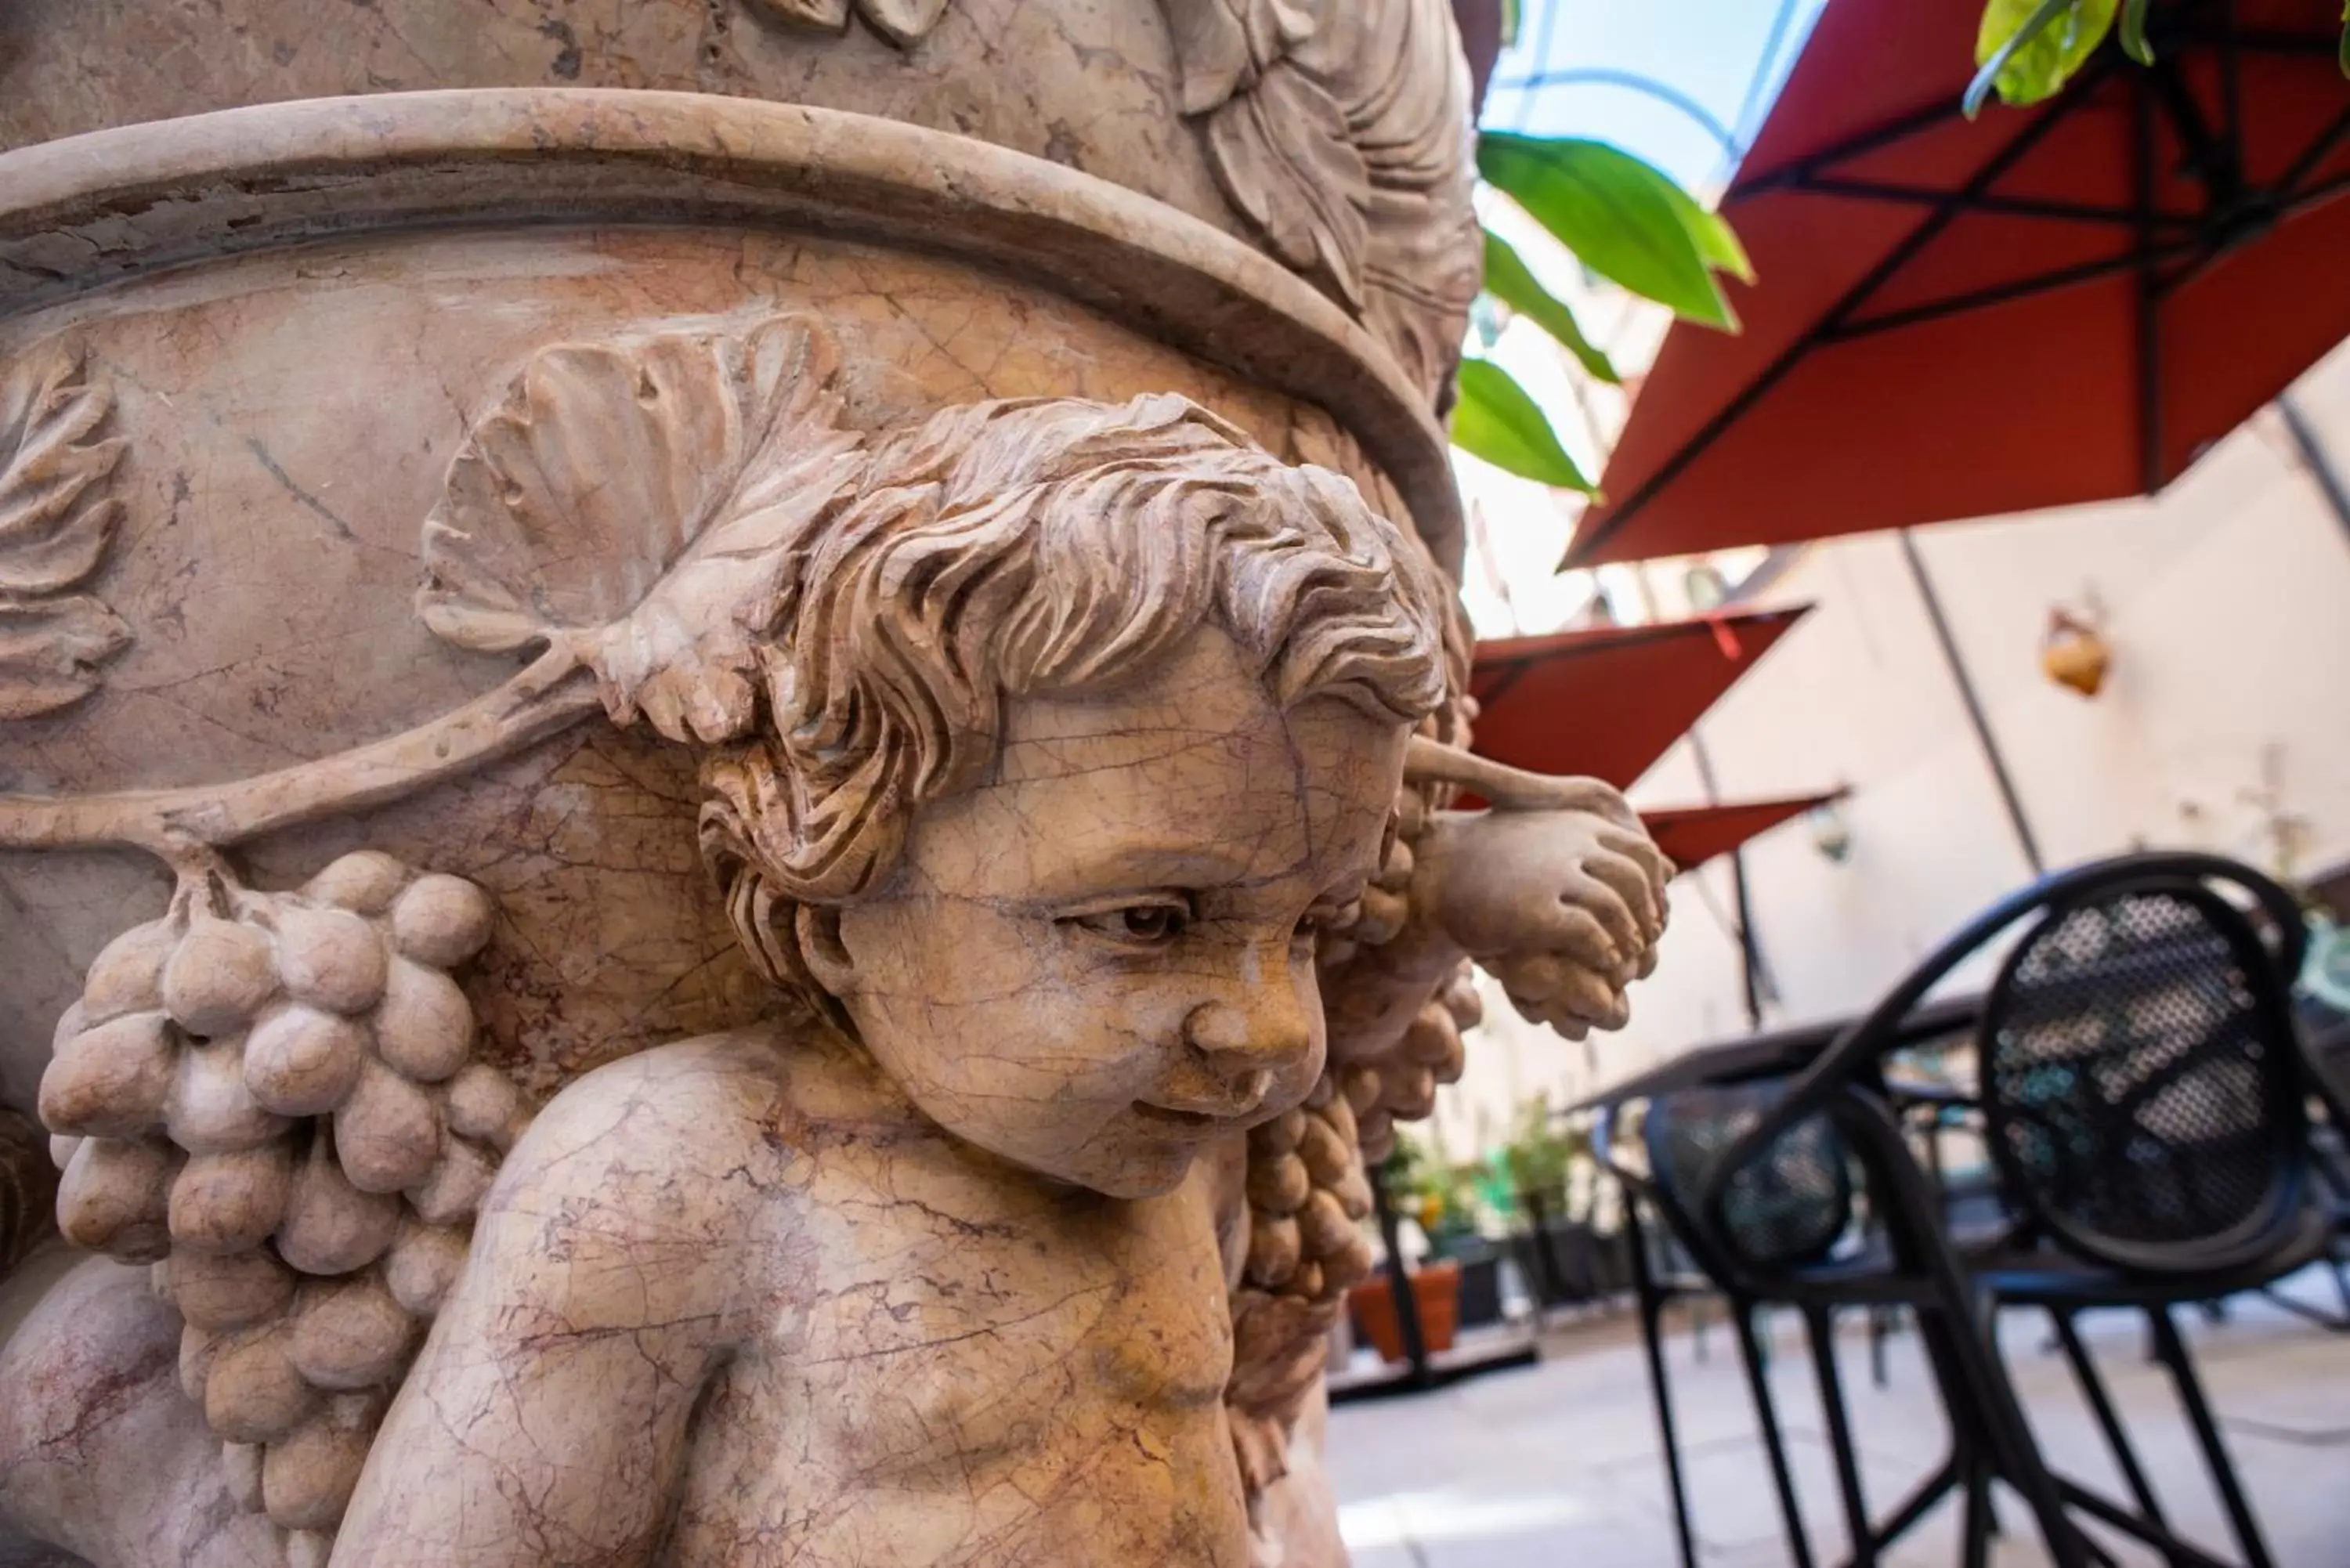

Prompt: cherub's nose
[{"left": 1184, "top": 995, "right": 1311, "bottom": 1076}]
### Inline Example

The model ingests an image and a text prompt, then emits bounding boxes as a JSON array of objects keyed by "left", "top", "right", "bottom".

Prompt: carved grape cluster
[
  {"left": 1354, "top": 961, "right": 1478, "bottom": 1165},
  {"left": 37, "top": 852, "right": 525, "bottom": 1566},
  {"left": 1242, "top": 1079, "right": 1376, "bottom": 1305}
]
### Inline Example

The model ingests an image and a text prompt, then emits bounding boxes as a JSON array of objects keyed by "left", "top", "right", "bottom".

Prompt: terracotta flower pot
[{"left": 1347, "top": 1259, "right": 1461, "bottom": 1364}]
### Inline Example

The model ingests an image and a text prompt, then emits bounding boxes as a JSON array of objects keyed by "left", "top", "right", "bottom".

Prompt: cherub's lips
[
  {"left": 1131, "top": 1072, "right": 1272, "bottom": 1130},
  {"left": 1130, "top": 1100, "right": 1224, "bottom": 1131}
]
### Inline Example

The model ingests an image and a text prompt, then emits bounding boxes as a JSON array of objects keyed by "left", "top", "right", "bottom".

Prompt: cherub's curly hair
[{"left": 698, "top": 392, "right": 1451, "bottom": 1024}]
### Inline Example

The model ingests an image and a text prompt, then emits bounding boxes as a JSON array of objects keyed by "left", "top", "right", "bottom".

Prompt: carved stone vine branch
[{"left": 0, "top": 649, "right": 600, "bottom": 871}]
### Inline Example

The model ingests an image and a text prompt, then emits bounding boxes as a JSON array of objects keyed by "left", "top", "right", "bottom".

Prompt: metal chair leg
[
  {"left": 2050, "top": 1307, "right": 2171, "bottom": 1534},
  {"left": 1735, "top": 1301, "right": 1817, "bottom": 1568},
  {"left": 1950, "top": 1299, "right": 2096, "bottom": 1568},
  {"left": 1623, "top": 1201, "right": 1699, "bottom": 1568},
  {"left": 1638, "top": 1294, "right": 1699, "bottom": 1568},
  {"left": 2149, "top": 1306, "right": 2278, "bottom": 1568},
  {"left": 1802, "top": 1305, "right": 1877, "bottom": 1568},
  {"left": 1961, "top": 1458, "right": 1993, "bottom": 1568}
]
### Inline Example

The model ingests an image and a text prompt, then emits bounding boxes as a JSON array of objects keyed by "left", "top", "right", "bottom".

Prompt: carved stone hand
[{"left": 1410, "top": 804, "right": 1672, "bottom": 1039}]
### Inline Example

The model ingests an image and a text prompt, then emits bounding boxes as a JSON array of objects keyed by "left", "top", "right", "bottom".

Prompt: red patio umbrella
[
  {"left": 1643, "top": 792, "right": 1846, "bottom": 873},
  {"left": 1566, "top": 0, "right": 2350, "bottom": 569},
  {"left": 1470, "top": 606, "right": 1811, "bottom": 787}
]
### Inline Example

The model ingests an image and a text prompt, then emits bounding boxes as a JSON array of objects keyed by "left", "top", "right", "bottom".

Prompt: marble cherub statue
[
  {"left": 327, "top": 391, "right": 1455, "bottom": 1565},
  {"left": 0, "top": 315, "right": 1669, "bottom": 1568}
]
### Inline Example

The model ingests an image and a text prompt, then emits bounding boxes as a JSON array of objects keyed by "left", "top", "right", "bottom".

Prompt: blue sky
[{"left": 1480, "top": 0, "right": 1832, "bottom": 190}]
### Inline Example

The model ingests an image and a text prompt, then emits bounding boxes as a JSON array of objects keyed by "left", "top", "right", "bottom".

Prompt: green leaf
[
  {"left": 1450, "top": 358, "right": 1596, "bottom": 493},
  {"left": 1477, "top": 133, "right": 1735, "bottom": 329},
  {"left": 1499, "top": 0, "right": 1520, "bottom": 49},
  {"left": 1658, "top": 176, "right": 1755, "bottom": 287},
  {"left": 2119, "top": 0, "right": 2153, "bottom": 64},
  {"left": 1480, "top": 230, "right": 1620, "bottom": 384},
  {"left": 1969, "top": 0, "right": 2117, "bottom": 117}
]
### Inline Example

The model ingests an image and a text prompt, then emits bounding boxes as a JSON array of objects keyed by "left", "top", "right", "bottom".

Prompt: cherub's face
[{"left": 823, "top": 625, "right": 1408, "bottom": 1198}]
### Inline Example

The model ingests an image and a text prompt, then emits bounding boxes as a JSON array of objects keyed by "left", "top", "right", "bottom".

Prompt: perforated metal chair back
[
  {"left": 1644, "top": 1080, "right": 1853, "bottom": 1277},
  {"left": 1979, "top": 880, "right": 2308, "bottom": 1276}
]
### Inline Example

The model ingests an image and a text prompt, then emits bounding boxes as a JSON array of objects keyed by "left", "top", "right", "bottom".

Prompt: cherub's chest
[
  {"left": 798, "top": 1238, "right": 1227, "bottom": 1472},
  {"left": 721, "top": 1169, "right": 1234, "bottom": 1477}
]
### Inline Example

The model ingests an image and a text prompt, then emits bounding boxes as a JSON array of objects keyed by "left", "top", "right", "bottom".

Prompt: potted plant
[
  {"left": 1502, "top": 1100, "right": 1607, "bottom": 1308},
  {"left": 1421, "top": 1157, "right": 1509, "bottom": 1331},
  {"left": 1346, "top": 1132, "right": 1467, "bottom": 1362}
]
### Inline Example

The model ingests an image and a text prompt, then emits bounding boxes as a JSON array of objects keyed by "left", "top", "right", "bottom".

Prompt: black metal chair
[
  {"left": 1958, "top": 857, "right": 2339, "bottom": 1568},
  {"left": 1687, "top": 851, "right": 2345, "bottom": 1568},
  {"left": 1604, "top": 1107, "right": 1793, "bottom": 1568},
  {"left": 2265, "top": 994, "right": 2350, "bottom": 1331},
  {"left": 1605, "top": 1164, "right": 1755, "bottom": 1568},
  {"left": 1603, "top": 1065, "right": 2085, "bottom": 1568}
]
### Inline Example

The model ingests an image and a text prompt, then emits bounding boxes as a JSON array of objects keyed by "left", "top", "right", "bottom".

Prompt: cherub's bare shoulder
[{"left": 488, "top": 1027, "right": 801, "bottom": 1223}]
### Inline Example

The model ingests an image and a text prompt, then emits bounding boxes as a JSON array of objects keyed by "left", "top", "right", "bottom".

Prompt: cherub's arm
[{"left": 334, "top": 1038, "right": 783, "bottom": 1568}]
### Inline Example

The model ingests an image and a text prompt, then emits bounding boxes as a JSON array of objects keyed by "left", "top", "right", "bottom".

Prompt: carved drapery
[{"left": 1158, "top": 0, "right": 1485, "bottom": 403}]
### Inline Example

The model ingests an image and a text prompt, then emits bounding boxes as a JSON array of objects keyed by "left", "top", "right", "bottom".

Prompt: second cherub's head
[{"left": 702, "top": 395, "right": 1448, "bottom": 1197}]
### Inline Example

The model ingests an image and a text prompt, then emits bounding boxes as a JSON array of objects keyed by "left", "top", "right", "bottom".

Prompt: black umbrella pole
[
  {"left": 1898, "top": 530, "right": 2046, "bottom": 877},
  {"left": 1684, "top": 726, "right": 1768, "bottom": 1030},
  {"left": 2279, "top": 393, "right": 2350, "bottom": 554}
]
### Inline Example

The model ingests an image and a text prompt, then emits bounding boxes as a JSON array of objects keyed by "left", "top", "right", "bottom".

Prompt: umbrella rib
[
  {"left": 1825, "top": 241, "right": 2201, "bottom": 342},
  {"left": 2147, "top": 52, "right": 2245, "bottom": 210},
  {"left": 1730, "top": 99, "right": 1972, "bottom": 201},
  {"left": 1775, "top": 175, "right": 2196, "bottom": 230},
  {"left": 2151, "top": 171, "right": 2350, "bottom": 306},
  {"left": 2171, "top": 23, "right": 2345, "bottom": 58},
  {"left": 2134, "top": 67, "right": 2163, "bottom": 495},
  {"left": 1571, "top": 56, "right": 2109, "bottom": 567},
  {"left": 2277, "top": 100, "right": 2350, "bottom": 201},
  {"left": 2282, "top": 167, "right": 2350, "bottom": 213},
  {"left": 1474, "top": 663, "right": 1530, "bottom": 709},
  {"left": 2144, "top": 96, "right": 2350, "bottom": 305}
]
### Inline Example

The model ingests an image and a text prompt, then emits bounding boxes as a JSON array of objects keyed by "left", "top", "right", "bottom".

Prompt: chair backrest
[
  {"left": 1979, "top": 875, "right": 2309, "bottom": 1276},
  {"left": 1643, "top": 1079, "right": 1853, "bottom": 1278}
]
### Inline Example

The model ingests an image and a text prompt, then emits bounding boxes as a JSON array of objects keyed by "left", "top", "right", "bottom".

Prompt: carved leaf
[
  {"left": 0, "top": 594, "right": 133, "bottom": 719},
  {"left": 740, "top": 0, "right": 851, "bottom": 31},
  {"left": 736, "top": 0, "right": 955, "bottom": 46},
  {"left": 856, "top": 0, "right": 951, "bottom": 46},
  {"left": 419, "top": 314, "right": 866, "bottom": 744},
  {"left": 0, "top": 345, "right": 125, "bottom": 598},
  {"left": 0, "top": 343, "right": 130, "bottom": 720}
]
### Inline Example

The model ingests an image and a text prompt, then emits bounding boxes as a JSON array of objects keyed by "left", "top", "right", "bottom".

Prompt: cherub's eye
[
  {"left": 1065, "top": 898, "right": 1192, "bottom": 946},
  {"left": 1117, "top": 905, "right": 1184, "bottom": 941}
]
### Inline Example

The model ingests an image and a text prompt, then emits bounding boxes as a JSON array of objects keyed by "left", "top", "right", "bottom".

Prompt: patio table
[{"left": 1567, "top": 992, "right": 1986, "bottom": 1116}]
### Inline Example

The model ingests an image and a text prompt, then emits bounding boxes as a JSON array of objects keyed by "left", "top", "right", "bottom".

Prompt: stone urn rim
[{"left": 0, "top": 86, "right": 1462, "bottom": 573}]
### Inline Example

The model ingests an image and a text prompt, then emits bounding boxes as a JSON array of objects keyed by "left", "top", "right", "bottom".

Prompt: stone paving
[{"left": 1328, "top": 1270, "right": 2350, "bottom": 1567}]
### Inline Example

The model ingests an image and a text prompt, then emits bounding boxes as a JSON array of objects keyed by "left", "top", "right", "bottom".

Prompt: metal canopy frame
[{"left": 1574, "top": 0, "right": 2350, "bottom": 564}]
